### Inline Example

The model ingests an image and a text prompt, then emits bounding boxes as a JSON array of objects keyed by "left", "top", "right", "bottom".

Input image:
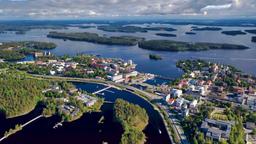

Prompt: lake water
[
  {"left": 0, "top": 82, "right": 171, "bottom": 144},
  {"left": 0, "top": 24, "right": 255, "bottom": 78}
]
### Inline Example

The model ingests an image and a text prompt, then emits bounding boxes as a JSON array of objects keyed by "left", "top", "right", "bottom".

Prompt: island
[
  {"left": 113, "top": 99, "right": 149, "bottom": 144},
  {"left": 97, "top": 25, "right": 147, "bottom": 33},
  {"left": 221, "top": 30, "right": 247, "bottom": 36},
  {"left": 138, "top": 40, "right": 249, "bottom": 52},
  {"left": 144, "top": 27, "right": 177, "bottom": 32},
  {"left": 252, "top": 36, "right": 256, "bottom": 43},
  {"left": 185, "top": 32, "right": 196, "bottom": 35},
  {"left": 47, "top": 31, "right": 144, "bottom": 46},
  {"left": 149, "top": 54, "right": 162, "bottom": 60},
  {"left": 192, "top": 27, "right": 222, "bottom": 31},
  {"left": 78, "top": 26, "right": 96, "bottom": 29},
  {"left": 245, "top": 29, "right": 256, "bottom": 34},
  {"left": 97, "top": 25, "right": 177, "bottom": 33},
  {"left": 156, "top": 33, "right": 177, "bottom": 37}
]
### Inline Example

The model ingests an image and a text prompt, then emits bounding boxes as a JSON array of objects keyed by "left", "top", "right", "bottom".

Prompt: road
[{"left": 160, "top": 105, "right": 190, "bottom": 144}]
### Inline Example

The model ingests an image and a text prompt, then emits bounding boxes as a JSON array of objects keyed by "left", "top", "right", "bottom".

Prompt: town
[{"left": 1, "top": 52, "right": 256, "bottom": 144}]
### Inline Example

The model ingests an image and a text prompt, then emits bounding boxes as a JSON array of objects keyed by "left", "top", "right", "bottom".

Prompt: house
[
  {"left": 233, "top": 86, "right": 245, "bottom": 95},
  {"left": 165, "top": 94, "right": 175, "bottom": 104}
]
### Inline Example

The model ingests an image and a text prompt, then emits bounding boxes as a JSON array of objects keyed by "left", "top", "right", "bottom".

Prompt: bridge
[
  {"left": 92, "top": 86, "right": 112, "bottom": 95},
  {"left": 0, "top": 115, "right": 43, "bottom": 142}
]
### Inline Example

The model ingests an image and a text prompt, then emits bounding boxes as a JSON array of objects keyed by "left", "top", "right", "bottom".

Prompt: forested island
[
  {"left": 192, "top": 27, "right": 222, "bottom": 31},
  {"left": 0, "top": 41, "right": 57, "bottom": 61},
  {"left": 252, "top": 36, "right": 256, "bottom": 43},
  {"left": 113, "top": 99, "right": 149, "bottom": 144},
  {"left": 97, "top": 25, "right": 176, "bottom": 33},
  {"left": 221, "top": 30, "right": 247, "bottom": 36},
  {"left": 156, "top": 33, "right": 177, "bottom": 37},
  {"left": 138, "top": 40, "right": 249, "bottom": 52},
  {"left": 144, "top": 27, "right": 176, "bottom": 32},
  {"left": 245, "top": 29, "right": 256, "bottom": 34},
  {"left": 78, "top": 26, "right": 96, "bottom": 29},
  {"left": 47, "top": 31, "right": 144, "bottom": 46},
  {"left": 149, "top": 54, "right": 162, "bottom": 60},
  {"left": 97, "top": 25, "right": 147, "bottom": 33}
]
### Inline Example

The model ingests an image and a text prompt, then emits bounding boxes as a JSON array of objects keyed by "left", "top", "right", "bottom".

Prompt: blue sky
[{"left": 0, "top": 0, "right": 255, "bottom": 19}]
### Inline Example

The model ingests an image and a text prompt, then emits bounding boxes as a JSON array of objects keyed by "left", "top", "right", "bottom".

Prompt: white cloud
[
  {"left": 201, "top": 4, "right": 232, "bottom": 11},
  {"left": 0, "top": 0, "right": 255, "bottom": 19}
]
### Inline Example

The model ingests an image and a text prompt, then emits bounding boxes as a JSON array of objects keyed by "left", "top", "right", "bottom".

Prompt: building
[
  {"left": 171, "top": 89, "right": 183, "bottom": 97},
  {"left": 34, "top": 52, "right": 44, "bottom": 58},
  {"left": 201, "top": 118, "right": 234, "bottom": 141},
  {"left": 190, "top": 100, "right": 198, "bottom": 108},
  {"left": 108, "top": 74, "right": 124, "bottom": 83},
  {"left": 128, "top": 60, "right": 133, "bottom": 65},
  {"left": 175, "top": 98, "right": 184, "bottom": 108},
  {"left": 50, "top": 70, "right": 56, "bottom": 75},
  {"left": 124, "top": 71, "right": 138, "bottom": 79}
]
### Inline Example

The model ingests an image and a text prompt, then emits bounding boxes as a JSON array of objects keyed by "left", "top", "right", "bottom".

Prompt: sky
[{"left": 0, "top": 0, "right": 255, "bottom": 19}]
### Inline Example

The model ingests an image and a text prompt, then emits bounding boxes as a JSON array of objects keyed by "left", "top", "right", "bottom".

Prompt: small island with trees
[
  {"left": 156, "top": 33, "right": 177, "bottom": 37},
  {"left": 192, "top": 27, "right": 222, "bottom": 31},
  {"left": 221, "top": 30, "right": 247, "bottom": 36},
  {"left": 149, "top": 54, "right": 162, "bottom": 60},
  {"left": 185, "top": 32, "right": 196, "bottom": 35},
  {"left": 113, "top": 99, "right": 149, "bottom": 144}
]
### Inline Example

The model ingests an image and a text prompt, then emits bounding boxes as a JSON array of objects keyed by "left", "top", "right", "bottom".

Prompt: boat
[{"left": 158, "top": 129, "right": 162, "bottom": 134}]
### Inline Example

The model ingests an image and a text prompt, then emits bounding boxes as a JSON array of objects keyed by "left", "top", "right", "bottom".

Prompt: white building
[
  {"left": 175, "top": 98, "right": 184, "bottom": 108},
  {"left": 50, "top": 70, "right": 56, "bottom": 75},
  {"left": 198, "top": 86, "right": 206, "bottom": 96},
  {"left": 108, "top": 74, "right": 124, "bottom": 83},
  {"left": 171, "top": 89, "right": 183, "bottom": 97},
  {"left": 128, "top": 60, "right": 133, "bottom": 65},
  {"left": 124, "top": 71, "right": 138, "bottom": 79},
  {"left": 190, "top": 100, "right": 198, "bottom": 108}
]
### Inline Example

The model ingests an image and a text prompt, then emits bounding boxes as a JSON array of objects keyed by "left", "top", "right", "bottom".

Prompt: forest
[{"left": 113, "top": 99, "right": 149, "bottom": 144}]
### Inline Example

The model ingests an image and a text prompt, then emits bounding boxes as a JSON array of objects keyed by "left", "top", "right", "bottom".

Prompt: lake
[{"left": 0, "top": 24, "right": 255, "bottom": 78}]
